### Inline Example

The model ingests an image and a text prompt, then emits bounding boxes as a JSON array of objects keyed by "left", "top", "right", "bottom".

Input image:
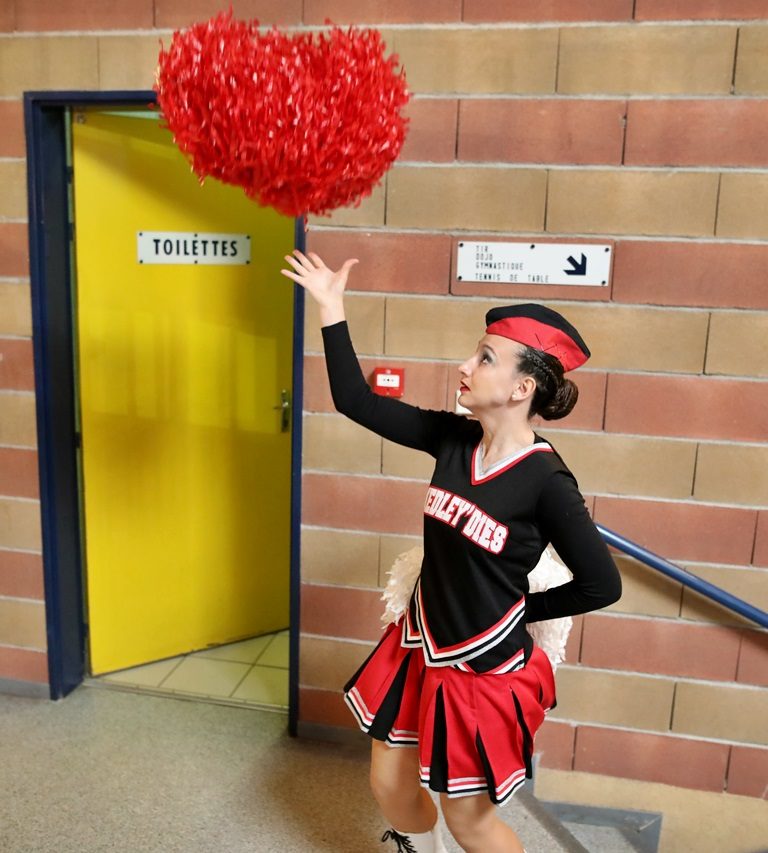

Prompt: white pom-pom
[
  {"left": 525, "top": 547, "right": 573, "bottom": 672},
  {"left": 380, "top": 545, "right": 573, "bottom": 671},
  {"left": 380, "top": 546, "right": 423, "bottom": 625}
]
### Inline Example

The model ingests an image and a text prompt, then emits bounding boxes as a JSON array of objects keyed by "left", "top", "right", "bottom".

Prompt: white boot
[{"left": 381, "top": 822, "right": 446, "bottom": 852}]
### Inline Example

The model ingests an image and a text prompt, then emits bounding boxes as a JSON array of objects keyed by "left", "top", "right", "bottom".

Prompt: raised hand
[{"left": 280, "top": 250, "right": 358, "bottom": 326}]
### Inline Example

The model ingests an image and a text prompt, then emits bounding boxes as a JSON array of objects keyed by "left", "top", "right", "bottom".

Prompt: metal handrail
[{"left": 597, "top": 524, "right": 768, "bottom": 630}]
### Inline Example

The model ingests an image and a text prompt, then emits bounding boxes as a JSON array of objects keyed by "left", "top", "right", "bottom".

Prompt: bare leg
[
  {"left": 441, "top": 793, "right": 524, "bottom": 853},
  {"left": 370, "top": 740, "right": 437, "bottom": 834}
]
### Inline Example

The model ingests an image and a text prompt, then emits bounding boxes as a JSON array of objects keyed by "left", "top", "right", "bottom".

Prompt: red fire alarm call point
[{"left": 371, "top": 367, "right": 405, "bottom": 397}]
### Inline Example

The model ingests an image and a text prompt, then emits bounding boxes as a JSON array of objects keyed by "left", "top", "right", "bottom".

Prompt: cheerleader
[{"left": 281, "top": 251, "right": 621, "bottom": 853}]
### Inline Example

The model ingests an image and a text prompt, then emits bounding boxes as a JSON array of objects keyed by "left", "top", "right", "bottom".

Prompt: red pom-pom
[{"left": 154, "top": 11, "right": 410, "bottom": 217}]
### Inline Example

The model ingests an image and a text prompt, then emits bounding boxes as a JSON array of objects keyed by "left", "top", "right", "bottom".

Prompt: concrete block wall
[{"left": 0, "top": 0, "right": 766, "bottom": 799}]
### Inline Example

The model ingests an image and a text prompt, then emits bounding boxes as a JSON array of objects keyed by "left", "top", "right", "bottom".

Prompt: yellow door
[{"left": 72, "top": 110, "right": 294, "bottom": 675}]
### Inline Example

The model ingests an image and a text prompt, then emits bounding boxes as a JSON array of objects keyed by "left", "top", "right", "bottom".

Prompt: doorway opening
[{"left": 25, "top": 92, "right": 304, "bottom": 731}]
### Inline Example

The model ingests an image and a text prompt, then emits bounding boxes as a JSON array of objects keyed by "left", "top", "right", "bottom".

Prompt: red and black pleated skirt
[{"left": 343, "top": 621, "right": 556, "bottom": 806}]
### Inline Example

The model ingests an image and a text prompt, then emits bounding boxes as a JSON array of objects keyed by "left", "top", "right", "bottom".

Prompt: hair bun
[
  {"left": 539, "top": 379, "right": 579, "bottom": 421},
  {"left": 517, "top": 346, "right": 579, "bottom": 421}
]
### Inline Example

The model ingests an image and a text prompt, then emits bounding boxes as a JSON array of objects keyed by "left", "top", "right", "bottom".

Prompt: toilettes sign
[{"left": 137, "top": 231, "right": 251, "bottom": 265}]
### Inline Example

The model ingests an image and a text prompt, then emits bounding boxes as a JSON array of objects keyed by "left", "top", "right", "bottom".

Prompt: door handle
[{"left": 273, "top": 389, "right": 291, "bottom": 433}]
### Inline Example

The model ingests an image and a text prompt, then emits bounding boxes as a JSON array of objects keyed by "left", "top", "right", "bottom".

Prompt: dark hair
[{"left": 517, "top": 346, "right": 579, "bottom": 420}]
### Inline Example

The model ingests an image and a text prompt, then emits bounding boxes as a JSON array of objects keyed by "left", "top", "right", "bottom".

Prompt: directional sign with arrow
[{"left": 456, "top": 242, "right": 612, "bottom": 287}]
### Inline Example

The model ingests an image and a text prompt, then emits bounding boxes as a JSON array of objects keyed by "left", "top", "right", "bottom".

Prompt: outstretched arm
[{"left": 280, "top": 251, "right": 460, "bottom": 455}]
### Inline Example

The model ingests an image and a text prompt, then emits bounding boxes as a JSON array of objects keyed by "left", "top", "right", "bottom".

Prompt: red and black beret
[{"left": 485, "top": 304, "right": 590, "bottom": 372}]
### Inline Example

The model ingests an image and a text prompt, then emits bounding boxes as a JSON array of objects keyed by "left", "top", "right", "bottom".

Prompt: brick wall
[
  {"left": 0, "top": 15, "right": 46, "bottom": 685},
  {"left": 0, "top": 0, "right": 766, "bottom": 798},
  {"left": 298, "top": 2, "right": 768, "bottom": 801}
]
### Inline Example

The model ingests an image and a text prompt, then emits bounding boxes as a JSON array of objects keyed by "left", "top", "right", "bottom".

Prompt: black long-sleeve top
[{"left": 322, "top": 321, "right": 621, "bottom": 673}]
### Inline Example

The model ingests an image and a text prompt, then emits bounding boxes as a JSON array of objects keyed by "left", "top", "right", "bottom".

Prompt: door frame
[{"left": 24, "top": 91, "right": 305, "bottom": 734}]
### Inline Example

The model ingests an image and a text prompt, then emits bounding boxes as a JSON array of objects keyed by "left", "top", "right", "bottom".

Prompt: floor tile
[
  {"left": 193, "top": 634, "right": 273, "bottom": 664},
  {"left": 256, "top": 631, "right": 289, "bottom": 668},
  {"left": 99, "top": 657, "right": 184, "bottom": 687},
  {"left": 231, "top": 664, "right": 288, "bottom": 706},
  {"left": 160, "top": 656, "right": 250, "bottom": 697}
]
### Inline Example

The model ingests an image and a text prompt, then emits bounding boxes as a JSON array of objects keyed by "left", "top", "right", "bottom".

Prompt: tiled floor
[{"left": 87, "top": 629, "right": 289, "bottom": 711}]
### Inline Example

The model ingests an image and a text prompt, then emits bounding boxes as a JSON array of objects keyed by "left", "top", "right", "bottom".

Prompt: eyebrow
[{"left": 481, "top": 343, "right": 497, "bottom": 356}]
